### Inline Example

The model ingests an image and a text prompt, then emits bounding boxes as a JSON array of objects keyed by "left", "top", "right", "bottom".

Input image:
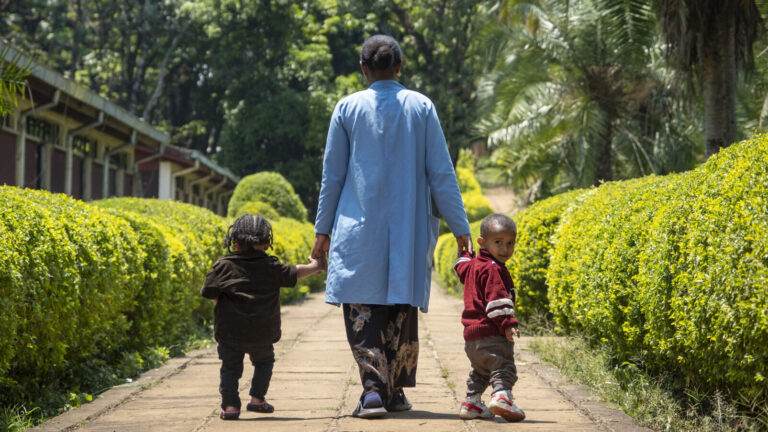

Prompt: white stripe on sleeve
[
  {"left": 486, "top": 298, "right": 514, "bottom": 311},
  {"left": 453, "top": 257, "right": 472, "bottom": 270},
  {"left": 487, "top": 307, "right": 515, "bottom": 319}
]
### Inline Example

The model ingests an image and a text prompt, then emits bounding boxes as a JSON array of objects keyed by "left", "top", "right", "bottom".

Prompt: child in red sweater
[{"left": 454, "top": 213, "right": 525, "bottom": 422}]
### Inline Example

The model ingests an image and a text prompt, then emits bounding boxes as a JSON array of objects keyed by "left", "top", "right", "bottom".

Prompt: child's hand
[
  {"left": 505, "top": 326, "right": 520, "bottom": 342},
  {"left": 211, "top": 298, "right": 218, "bottom": 305},
  {"left": 307, "top": 256, "right": 323, "bottom": 274}
]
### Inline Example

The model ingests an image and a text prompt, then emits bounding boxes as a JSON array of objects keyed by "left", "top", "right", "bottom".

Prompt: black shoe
[
  {"left": 352, "top": 391, "right": 388, "bottom": 418},
  {"left": 386, "top": 389, "right": 413, "bottom": 412}
]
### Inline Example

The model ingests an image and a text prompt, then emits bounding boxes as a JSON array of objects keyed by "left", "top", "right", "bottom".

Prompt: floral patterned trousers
[{"left": 343, "top": 303, "right": 419, "bottom": 405}]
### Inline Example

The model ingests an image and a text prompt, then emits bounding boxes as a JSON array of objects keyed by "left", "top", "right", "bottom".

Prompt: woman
[{"left": 311, "top": 34, "right": 471, "bottom": 418}]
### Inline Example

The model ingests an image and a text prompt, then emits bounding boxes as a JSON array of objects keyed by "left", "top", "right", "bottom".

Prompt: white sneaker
[
  {"left": 459, "top": 394, "right": 494, "bottom": 419},
  {"left": 489, "top": 390, "right": 525, "bottom": 422}
]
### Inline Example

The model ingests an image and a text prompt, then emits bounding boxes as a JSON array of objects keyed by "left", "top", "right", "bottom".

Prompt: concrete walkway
[{"left": 36, "top": 282, "right": 648, "bottom": 432}]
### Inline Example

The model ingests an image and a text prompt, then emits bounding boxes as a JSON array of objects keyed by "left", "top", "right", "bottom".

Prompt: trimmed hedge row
[
  {"left": 1, "top": 190, "right": 321, "bottom": 409},
  {"left": 93, "top": 197, "right": 229, "bottom": 345},
  {"left": 434, "top": 220, "right": 482, "bottom": 296},
  {"left": 548, "top": 137, "right": 768, "bottom": 397},
  {"left": 228, "top": 172, "right": 307, "bottom": 221},
  {"left": 507, "top": 188, "right": 587, "bottom": 319},
  {"left": 435, "top": 136, "right": 768, "bottom": 399},
  {"left": 270, "top": 217, "right": 325, "bottom": 303},
  {"left": 0, "top": 188, "right": 145, "bottom": 404},
  {"left": 456, "top": 150, "right": 494, "bottom": 225},
  {"left": 439, "top": 150, "right": 493, "bottom": 235},
  {"left": 234, "top": 200, "right": 280, "bottom": 220}
]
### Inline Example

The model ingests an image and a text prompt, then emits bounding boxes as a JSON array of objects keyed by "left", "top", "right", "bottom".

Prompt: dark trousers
[
  {"left": 464, "top": 335, "right": 518, "bottom": 395},
  {"left": 217, "top": 342, "right": 275, "bottom": 409},
  {"left": 343, "top": 303, "right": 419, "bottom": 405}
]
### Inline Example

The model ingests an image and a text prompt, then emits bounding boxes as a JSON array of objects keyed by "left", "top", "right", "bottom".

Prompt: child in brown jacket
[{"left": 201, "top": 214, "right": 321, "bottom": 420}]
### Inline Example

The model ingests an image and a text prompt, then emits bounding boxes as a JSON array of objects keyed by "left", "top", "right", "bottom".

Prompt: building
[{"left": 0, "top": 41, "right": 238, "bottom": 215}]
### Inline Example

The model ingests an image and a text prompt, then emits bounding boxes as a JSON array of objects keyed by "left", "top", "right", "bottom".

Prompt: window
[
  {"left": 112, "top": 152, "right": 128, "bottom": 170},
  {"left": 72, "top": 135, "right": 98, "bottom": 158},
  {"left": 27, "top": 117, "right": 60, "bottom": 145},
  {"left": 1, "top": 114, "right": 13, "bottom": 130}
]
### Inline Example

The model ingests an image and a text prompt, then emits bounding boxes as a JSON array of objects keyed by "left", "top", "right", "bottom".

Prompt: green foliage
[
  {"left": 0, "top": 187, "right": 143, "bottom": 407},
  {"left": 530, "top": 337, "right": 767, "bottom": 431},
  {"left": 228, "top": 172, "right": 308, "bottom": 221},
  {"left": 270, "top": 217, "right": 324, "bottom": 303},
  {"left": 434, "top": 220, "right": 482, "bottom": 296},
  {"left": 507, "top": 188, "right": 588, "bottom": 320},
  {"left": 0, "top": 45, "right": 31, "bottom": 116},
  {"left": 546, "top": 136, "right": 768, "bottom": 401},
  {"left": 477, "top": 0, "right": 702, "bottom": 200},
  {"left": 439, "top": 152, "right": 492, "bottom": 235},
  {"left": 234, "top": 201, "right": 280, "bottom": 221},
  {"left": 1, "top": 190, "right": 321, "bottom": 416},
  {"left": 93, "top": 197, "right": 228, "bottom": 327}
]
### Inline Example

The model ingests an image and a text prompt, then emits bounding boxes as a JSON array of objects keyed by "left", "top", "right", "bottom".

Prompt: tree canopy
[{"left": 2, "top": 0, "right": 767, "bottom": 206}]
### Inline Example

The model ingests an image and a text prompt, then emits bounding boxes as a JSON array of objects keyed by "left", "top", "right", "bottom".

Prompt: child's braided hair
[{"left": 224, "top": 214, "right": 273, "bottom": 253}]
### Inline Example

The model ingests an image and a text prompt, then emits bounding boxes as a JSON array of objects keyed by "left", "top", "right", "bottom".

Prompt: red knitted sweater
[{"left": 455, "top": 249, "right": 518, "bottom": 341}]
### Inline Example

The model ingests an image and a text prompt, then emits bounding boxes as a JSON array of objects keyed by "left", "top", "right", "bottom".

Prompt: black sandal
[
  {"left": 219, "top": 408, "right": 240, "bottom": 420},
  {"left": 246, "top": 400, "right": 275, "bottom": 413}
]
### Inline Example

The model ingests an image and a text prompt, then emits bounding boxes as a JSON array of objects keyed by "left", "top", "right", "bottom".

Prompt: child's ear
[{"left": 476, "top": 236, "right": 484, "bottom": 247}]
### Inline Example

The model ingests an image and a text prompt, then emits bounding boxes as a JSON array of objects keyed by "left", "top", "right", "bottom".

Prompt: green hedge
[
  {"left": 439, "top": 150, "right": 493, "bottom": 234},
  {"left": 1, "top": 190, "right": 323, "bottom": 411},
  {"left": 547, "top": 137, "right": 768, "bottom": 398},
  {"left": 228, "top": 172, "right": 307, "bottom": 221},
  {"left": 234, "top": 200, "right": 280, "bottom": 220},
  {"left": 0, "top": 187, "right": 144, "bottom": 405},
  {"left": 434, "top": 137, "right": 768, "bottom": 400},
  {"left": 434, "top": 220, "right": 482, "bottom": 296},
  {"left": 93, "top": 198, "right": 229, "bottom": 344},
  {"left": 507, "top": 188, "right": 587, "bottom": 320}
]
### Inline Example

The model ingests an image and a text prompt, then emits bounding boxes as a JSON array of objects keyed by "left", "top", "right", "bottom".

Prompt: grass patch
[{"left": 529, "top": 337, "right": 768, "bottom": 431}]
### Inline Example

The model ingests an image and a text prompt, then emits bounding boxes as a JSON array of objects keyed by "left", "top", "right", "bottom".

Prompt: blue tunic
[{"left": 315, "top": 80, "right": 470, "bottom": 311}]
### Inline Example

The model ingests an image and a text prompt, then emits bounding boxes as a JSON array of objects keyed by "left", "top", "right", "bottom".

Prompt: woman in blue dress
[{"left": 311, "top": 34, "right": 471, "bottom": 418}]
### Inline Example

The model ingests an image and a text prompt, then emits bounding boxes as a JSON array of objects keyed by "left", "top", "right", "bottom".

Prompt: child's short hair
[
  {"left": 479, "top": 213, "right": 517, "bottom": 238},
  {"left": 224, "top": 214, "right": 273, "bottom": 252}
]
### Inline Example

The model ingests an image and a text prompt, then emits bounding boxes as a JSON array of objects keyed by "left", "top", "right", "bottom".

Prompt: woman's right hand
[
  {"left": 456, "top": 234, "right": 474, "bottom": 257},
  {"left": 311, "top": 234, "right": 330, "bottom": 270}
]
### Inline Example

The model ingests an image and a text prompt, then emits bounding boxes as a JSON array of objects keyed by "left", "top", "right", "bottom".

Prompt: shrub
[
  {"left": 547, "top": 176, "right": 671, "bottom": 347},
  {"left": 93, "top": 198, "right": 228, "bottom": 326},
  {"left": 507, "top": 188, "right": 588, "bottom": 320},
  {"left": 0, "top": 187, "right": 143, "bottom": 405},
  {"left": 270, "top": 217, "right": 324, "bottom": 303},
  {"left": 434, "top": 220, "right": 482, "bottom": 296},
  {"left": 228, "top": 172, "right": 307, "bottom": 221},
  {"left": 546, "top": 136, "right": 768, "bottom": 399},
  {"left": 234, "top": 200, "right": 280, "bottom": 220},
  {"left": 439, "top": 152, "right": 492, "bottom": 234}
]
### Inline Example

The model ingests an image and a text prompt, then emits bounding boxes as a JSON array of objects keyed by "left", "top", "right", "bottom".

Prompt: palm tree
[
  {"left": 0, "top": 43, "right": 32, "bottom": 116},
  {"left": 475, "top": 0, "right": 698, "bottom": 199},
  {"left": 655, "top": 0, "right": 763, "bottom": 157}
]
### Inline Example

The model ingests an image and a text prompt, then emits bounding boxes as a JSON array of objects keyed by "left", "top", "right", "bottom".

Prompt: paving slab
[{"left": 35, "top": 281, "right": 649, "bottom": 432}]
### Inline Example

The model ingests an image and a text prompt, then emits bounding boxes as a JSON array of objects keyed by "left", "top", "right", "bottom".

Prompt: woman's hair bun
[{"left": 361, "top": 35, "right": 402, "bottom": 72}]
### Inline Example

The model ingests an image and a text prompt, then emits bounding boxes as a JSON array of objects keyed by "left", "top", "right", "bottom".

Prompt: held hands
[
  {"left": 505, "top": 326, "right": 520, "bottom": 342},
  {"left": 306, "top": 255, "right": 323, "bottom": 275},
  {"left": 310, "top": 234, "right": 330, "bottom": 271},
  {"left": 456, "top": 234, "right": 474, "bottom": 257}
]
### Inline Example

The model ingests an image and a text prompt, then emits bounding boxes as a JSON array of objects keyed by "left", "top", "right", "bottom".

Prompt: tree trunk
[
  {"left": 593, "top": 121, "right": 613, "bottom": 185},
  {"left": 701, "top": 5, "right": 737, "bottom": 158}
]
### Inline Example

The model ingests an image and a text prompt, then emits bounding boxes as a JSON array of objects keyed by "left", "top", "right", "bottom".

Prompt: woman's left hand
[{"left": 311, "top": 234, "right": 330, "bottom": 270}]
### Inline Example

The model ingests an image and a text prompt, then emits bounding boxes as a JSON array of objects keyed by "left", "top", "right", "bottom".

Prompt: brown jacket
[{"left": 201, "top": 250, "right": 297, "bottom": 348}]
